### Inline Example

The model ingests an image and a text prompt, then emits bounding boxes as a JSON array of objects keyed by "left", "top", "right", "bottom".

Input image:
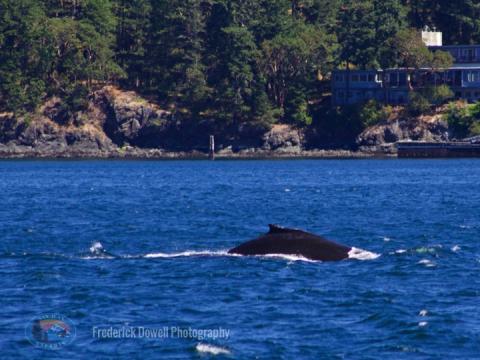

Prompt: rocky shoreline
[
  {"left": 0, "top": 86, "right": 453, "bottom": 160},
  {"left": 0, "top": 144, "right": 389, "bottom": 160}
]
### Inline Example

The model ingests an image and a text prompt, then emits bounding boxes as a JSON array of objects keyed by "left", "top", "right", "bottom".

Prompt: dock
[{"left": 397, "top": 141, "right": 480, "bottom": 158}]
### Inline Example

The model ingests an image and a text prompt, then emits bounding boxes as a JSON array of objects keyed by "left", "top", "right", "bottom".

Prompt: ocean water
[{"left": 0, "top": 159, "right": 479, "bottom": 359}]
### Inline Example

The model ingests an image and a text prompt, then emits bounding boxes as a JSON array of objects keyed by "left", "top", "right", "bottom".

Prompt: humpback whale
[{"left": 228, "top": 225, "right": 352, "bottom": 261}]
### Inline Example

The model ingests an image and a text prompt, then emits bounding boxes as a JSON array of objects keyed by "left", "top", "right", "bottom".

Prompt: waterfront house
[{"left": 332, "top": 29, "right": 480, "bottom": 106}]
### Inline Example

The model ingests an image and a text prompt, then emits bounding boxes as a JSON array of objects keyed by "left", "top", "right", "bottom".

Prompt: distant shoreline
[{"left": 0, "top": 148, "right": 393, "bottom": 160}]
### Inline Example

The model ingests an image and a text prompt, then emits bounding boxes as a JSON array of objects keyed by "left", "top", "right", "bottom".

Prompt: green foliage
[
  {"left": 469, "top": 121, "right": 480, "bottom": 136},
  {"left": 259, "top": 22, "right": 334, "bottom": 124},
  {"left": 1, "top": 0, "right": 480, "bottom": 149},
  {"left": 392, "top": 28, "right": 433, "bottom": 69},
  {"left": 309, "top": 104, "right": 366, "bottom": 149},
  {"left": 406, "top": 0, "right": 480, "bottom": 44},
  {"left": 422, "top": 85, "right": 454, "bottom": 106},
  {"left": 0, "top": 0, "right": 49, "bottom": 112},
  {"left": 0, "top": 0, "right": 122, "bottom": 114},
  {"left": 359, "top": 100, "right": 392, "bottom": 127},
  {"left": 432, "top": 51, "right": 454, "bottom": 70},
  {"left": 407, "top": 92, "right": 431, "bottom": 116},
  {"left": 64, "top": 84, "right": 90, "bottom": 114},
  {"left": 337, "top": 0, "right": 406, "bottom": 69},
  {"left": 445, "top": 101, "right": 480, "bottom": 138}
]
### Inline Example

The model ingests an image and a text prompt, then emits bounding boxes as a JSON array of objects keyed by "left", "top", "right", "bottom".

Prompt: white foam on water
[
  {"left": 383, "top": 236, "right": 391, "bottom": 242},
  {"left": 89, "top": 242, "right": 104, "bottom": 254},
  {"left": 144, "top": 250, "right": 230, "bottom": 259},
  {"left": 196, "top": 343, "right": 230, "bottom": 356},
  {"left": 144, "top": 251, "right": 316, "bottom": 263},
  {"left": 258, "top": 253, "right": 317, "bottom": 263},
  {"left": 419, "top": 310, "right": 428, "bottom": 317},
  {"left": 418, "top": 259, "right": 436, "bottom": 267},
  {"left": 348, "top": 247, "right": 381, "bottom": 261},
  {"left": 82, "top": 244, "right": 383, "bottom": 263},
  {"left": 145, "top": 248, "right": 380, "bottom": 262},
  {"left": 80, "top": 242, "right": 115, "bottom": 259},
  {"left": 395, "top": 249, "right": 407, "bottom": 254},
  {"left": 418, "top": 321, "right": 428, "bottom": 327},
  {"left": 451, "top": 245, "right": 461, "bottom": 252}
]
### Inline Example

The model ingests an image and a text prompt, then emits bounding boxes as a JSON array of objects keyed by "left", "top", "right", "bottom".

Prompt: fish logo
[{"left": 26, "top": 313, "right": 76, "bottom": 350}]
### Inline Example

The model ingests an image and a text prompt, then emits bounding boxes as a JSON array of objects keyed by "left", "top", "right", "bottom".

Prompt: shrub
[
  {"left": 469, "top": 121, "right": 480, "bottom": 136},
  {"left": 444, "top": 101, "right": 478, "bottom": 139},
  {"left": 359, "top": 100, "right": 392, "bottom": 127},
  {"left": 407, "top": 92, "right": 430, "bottom": 116},
  {"left": 468, "top": 102, "right": 480, "bottom": 119},
  {"left": 426, "top": 85, "right": 454, "bottom": 106}
]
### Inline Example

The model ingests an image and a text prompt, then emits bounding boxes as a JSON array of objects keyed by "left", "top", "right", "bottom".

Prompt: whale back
[{"left": 229, "top": 225, "right": 351, "bottom": 261}]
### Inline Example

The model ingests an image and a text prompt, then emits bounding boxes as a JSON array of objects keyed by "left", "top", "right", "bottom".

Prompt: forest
[{"left": 1, "top": 0, "right": 479, "bottom": 148}]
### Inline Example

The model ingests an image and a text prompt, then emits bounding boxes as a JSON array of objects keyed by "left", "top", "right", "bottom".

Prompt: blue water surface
[{"left": 0, "top": 160, "right": 479, "bottom": 359}]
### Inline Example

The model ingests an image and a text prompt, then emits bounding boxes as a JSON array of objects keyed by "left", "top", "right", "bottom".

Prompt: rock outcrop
[
  {"left": 262, "top": 124, "right": 304, "bottom": 153},
  {"left": 357, "top": 107, "right": 450, "bottom": 153},
  {"left": 0, "top": 87, "right": 318, "bottom": 158},
  {"left": 0, "top": 86, "right": 175, "bottom": 158},
  {"left": 0, "top": 87, "right": 455, "bottom": 159},
  {"left": 98, "top": 86, "right": 173, "bottom": 147}
]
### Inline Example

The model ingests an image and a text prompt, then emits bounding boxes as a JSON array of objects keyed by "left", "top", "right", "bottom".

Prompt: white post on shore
[{"left": 209, "top": 135, "right": 215, "bottom": 160}]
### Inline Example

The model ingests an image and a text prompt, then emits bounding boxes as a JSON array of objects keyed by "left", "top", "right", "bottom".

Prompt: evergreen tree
[
  {"left": 0, "top": 0, "right": 49, "bottom": 112},
  {"left": 114, "top": 0, "right": 151, "bottom": 88},
  {"left": 337, "top": 1, "right": 377, "bottom": 69},
  {"left": 45, "top": 0, "right": 123, "bottom": 95},
  {"left": 147, "top": 0, "right": 209, "bottom": 115},
  {"left": 260, "top": 23, "right": 333, "bottom": 124}
]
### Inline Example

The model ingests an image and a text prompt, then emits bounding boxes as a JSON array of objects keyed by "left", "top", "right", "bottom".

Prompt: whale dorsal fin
[{"left": 268, "top": 224, "right": 296, "bottom": 234}]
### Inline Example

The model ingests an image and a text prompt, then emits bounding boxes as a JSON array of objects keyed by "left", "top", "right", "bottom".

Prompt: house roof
[
  {"left": 429, "top": 45, "right": 480, "bottom": 49},
  {"left": 450, "top": 63, "right": 480, "bottom": 70}
]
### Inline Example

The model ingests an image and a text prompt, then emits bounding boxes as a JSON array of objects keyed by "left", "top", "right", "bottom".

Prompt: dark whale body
[{"left": 228, "top": 225, "right": 352, "bottom": 261}]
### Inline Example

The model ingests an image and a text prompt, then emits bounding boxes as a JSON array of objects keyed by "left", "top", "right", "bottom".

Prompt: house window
[
  {"left": 399, "top": 73, "right": 407, "bottom": 86},
  {"left": 360, "top": 74, "right": 367, "bottom": 82},
  {"left": 335, "top": 75, "right": 344, "bottom": 82},
  {"left": 466, "top": 71, "right": 479, "bottom": 82},
  {"left": 368, "top": 74, "right": 375, "bottom": 82},
  {"left": 337, "top": 91, "right": 345, "bottom": 99},
  {"left": 351, "top": 74, "right": 359, "bottom": 82}
]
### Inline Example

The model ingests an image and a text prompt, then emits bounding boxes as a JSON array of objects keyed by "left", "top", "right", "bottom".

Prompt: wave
[
  {"left": 144, "top": 251, "right": 317, "bottom": 262},
  {"left": 3, "top": 242, "right": 381, "bottom": 263},
  {"left": 451, "top": 245, "right": 461, "bottom": 252},
  {"left": 256, "top": 253, "right": 317, "bottom": 262},
  {"left": 144, "top": 250, "right": 230, "bottom": 259},
  {"left": 418, "top": 259, "right": 436, "bottom": 267},
  {"left": 195, "top": 343, "right": 231, "bottom": 356},
  {"left": 348, "top": 247, "right": 381, "bottom": 261}
]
